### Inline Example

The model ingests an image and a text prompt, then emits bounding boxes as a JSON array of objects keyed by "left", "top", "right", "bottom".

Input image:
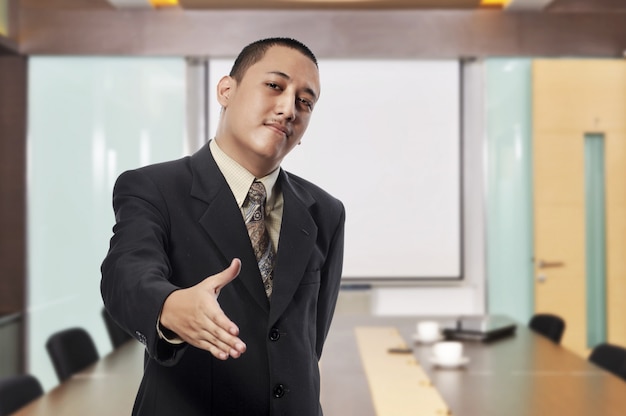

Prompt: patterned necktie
[{"left": 245, "top": 181, "right": 275, "bottom": 298}]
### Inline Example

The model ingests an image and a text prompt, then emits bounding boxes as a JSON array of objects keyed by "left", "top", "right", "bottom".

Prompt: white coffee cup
[
  {"left": 432, "top": 341, "right": 463, "bottom": 365},
  {"left": 416, "top": 320, "right": 440, "bottom": 342}
]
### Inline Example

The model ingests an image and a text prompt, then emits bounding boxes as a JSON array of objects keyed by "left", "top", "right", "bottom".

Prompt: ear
[{"left": 217, "top": 75, "right": 235, "bottom": 107}]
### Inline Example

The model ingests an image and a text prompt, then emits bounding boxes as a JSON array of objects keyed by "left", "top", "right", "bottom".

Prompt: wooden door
[{"left": 532, "top": 60, "right": 626, "bottom": 357}]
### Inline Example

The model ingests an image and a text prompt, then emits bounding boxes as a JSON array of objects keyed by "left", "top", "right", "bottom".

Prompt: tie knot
[{"left": 248, "top": 181, "right": 267, "bottom": 205}]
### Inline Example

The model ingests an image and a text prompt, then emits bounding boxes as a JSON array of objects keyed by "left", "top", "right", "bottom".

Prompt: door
[{"left": 532, "top": 60, "right": 626, "bottom": 357}]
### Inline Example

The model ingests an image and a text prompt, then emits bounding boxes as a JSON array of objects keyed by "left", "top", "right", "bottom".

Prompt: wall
[
  {"left": 8, "top": 7, "right": 626, "bottom": 385},
  {"left": 24, "top": 57, "right": 487, "bottom": 394}
]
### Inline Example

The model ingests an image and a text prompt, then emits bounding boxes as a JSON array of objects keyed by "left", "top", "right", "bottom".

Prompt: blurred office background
[{"left": 1, "top": 0, "right": 626, "bottom": 392}]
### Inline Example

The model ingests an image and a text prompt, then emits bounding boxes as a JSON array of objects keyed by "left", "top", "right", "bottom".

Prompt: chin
[{"left": 254, "top": 134, "right": 285, "bottom": 151}]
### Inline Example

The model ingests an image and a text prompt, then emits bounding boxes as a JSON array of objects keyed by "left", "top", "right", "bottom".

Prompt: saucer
[
  {"left": 412, "top": 333, "right": 444, "bottom": 344},
  {"left": 429, "top": 356, "right": 470, "bottom": 369}
]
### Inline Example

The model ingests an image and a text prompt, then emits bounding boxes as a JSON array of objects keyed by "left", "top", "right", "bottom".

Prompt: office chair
[
  {"left": 0, "top": 374, "right": 43, "bottom": 416},
  {"left": 589, "top": 343, "right": 626, "bottom": 381},
  {"left": 102, "top": 308, "right": 133, "bottom": 348},
  {"left": 528, "top": 313, "right": 566, "bottom": 344},
  {"left": 46, "top": 327, "right": 100, "bottom": 382}
]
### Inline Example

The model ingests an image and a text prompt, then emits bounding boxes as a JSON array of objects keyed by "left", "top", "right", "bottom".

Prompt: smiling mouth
[{"left": 266, "top": 122, "right": 291, "bottom": 138}]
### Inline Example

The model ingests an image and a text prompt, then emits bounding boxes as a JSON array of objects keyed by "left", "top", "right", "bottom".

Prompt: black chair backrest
[
  {"left": 102, "top": 308, "right": 133, "bottom": 348},
  {"left": 529, "top": 313, "right": 566, "bottom": 344},
  {"left": 589, "top": 343, "right": 626, "bottom": 381},
  {"left": 46, "top": 327, "right": 99, "bottom": 382},
  {"left": 0, "top": 374, "right": 43, "bottom": 416}
]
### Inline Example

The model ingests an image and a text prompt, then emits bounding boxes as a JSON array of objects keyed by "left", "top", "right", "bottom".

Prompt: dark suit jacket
[{"left": 101, "top": 143, "right": 345, "bottom": 415}]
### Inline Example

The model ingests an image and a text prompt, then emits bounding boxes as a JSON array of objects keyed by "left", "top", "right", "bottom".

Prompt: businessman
[{"left": 101, "top": 37, "right": 345, "bottom": 415}]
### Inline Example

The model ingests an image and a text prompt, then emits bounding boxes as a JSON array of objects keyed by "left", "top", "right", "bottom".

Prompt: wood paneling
[
  {"left": 547, "top": 0, "right": 626, "bottom": 12},
  {"left": 0, "top": 36, "right": 18, "bottom": 54},
  {"left": 0, "top": 55, "right": 27, "bottom": 316},
  {"left": 17, "top": 10, "right": 626, "bottom": 58}
]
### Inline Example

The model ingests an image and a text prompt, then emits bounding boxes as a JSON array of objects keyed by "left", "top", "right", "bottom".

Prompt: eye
[
  {"left": 266, "top": 82, "right": 281, "bottom": 90},
  {"left": 298, "top": 97, "right": 313, "bottom": 111}
]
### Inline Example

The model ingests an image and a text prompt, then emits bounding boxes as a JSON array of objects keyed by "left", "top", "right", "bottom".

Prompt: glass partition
[{"left": 27, "top": 57, "right": 186, "bottom": 390}]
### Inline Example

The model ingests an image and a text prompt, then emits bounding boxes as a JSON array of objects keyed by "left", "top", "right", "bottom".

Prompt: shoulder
[
  {"left": 282, "top": 170, "right": 344, "bottom": 216},
  {"left": 117, "top": 143, "right": 213, "bottom": 186},
  {"left": 135, "top": 155, "right": 192, "bottom": 178},
  {"left": 114, "top": 157, "right": 191, "bottom": 197}
]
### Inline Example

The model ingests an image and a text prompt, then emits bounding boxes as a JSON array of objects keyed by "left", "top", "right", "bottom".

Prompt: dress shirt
[{"left": 209, "top": 139, "right": 283, "bottom": 250}]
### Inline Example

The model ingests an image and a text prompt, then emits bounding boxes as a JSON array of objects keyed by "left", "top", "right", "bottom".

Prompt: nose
[{"left": 275, "top": 91, "right": 296, "bottom": 122}]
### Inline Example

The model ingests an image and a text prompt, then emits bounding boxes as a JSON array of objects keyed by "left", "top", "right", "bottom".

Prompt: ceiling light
[
  {"left": 148, "top": 0, "right": 179, "bottom": 7},
  {"left": 480, "top": 0, "right": 511, "bottom": 7}
]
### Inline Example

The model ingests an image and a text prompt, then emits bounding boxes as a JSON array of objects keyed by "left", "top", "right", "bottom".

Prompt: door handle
[{"left": 537, "top": 260, "right": 565, "bottom": 269}]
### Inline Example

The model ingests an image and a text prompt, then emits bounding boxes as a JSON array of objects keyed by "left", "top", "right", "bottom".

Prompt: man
[{"left": 101, "top": 37, "right": 345, "bottom": 415}]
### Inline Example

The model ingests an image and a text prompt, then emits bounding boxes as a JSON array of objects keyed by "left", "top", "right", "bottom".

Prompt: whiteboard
[{"left": 209, "top": 59, "right": 461, "bottom": 280}]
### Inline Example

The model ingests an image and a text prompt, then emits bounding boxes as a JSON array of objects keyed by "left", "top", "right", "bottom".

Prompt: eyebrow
[{"left": 267, "top": 71, "right": 318, "bottom": 101}]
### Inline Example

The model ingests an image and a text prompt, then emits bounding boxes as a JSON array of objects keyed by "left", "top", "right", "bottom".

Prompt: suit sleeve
[
  {"left": 100, "top": 169, "right": 188, "bottom": 365},
  {"left": 315, "top": 202, "right": 346, "bottom": 359}
]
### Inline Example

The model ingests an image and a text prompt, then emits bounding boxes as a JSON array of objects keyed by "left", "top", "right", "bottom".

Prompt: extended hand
[{"left": 159, "top": 258, "right": 247, "bottom": 360}]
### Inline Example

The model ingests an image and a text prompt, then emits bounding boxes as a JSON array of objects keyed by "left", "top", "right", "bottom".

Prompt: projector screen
[{"left": 209, "top": 59, "right": 461, "bottom": 280}]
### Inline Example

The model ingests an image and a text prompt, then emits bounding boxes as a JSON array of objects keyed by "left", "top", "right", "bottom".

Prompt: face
[{"left": 215, "top": 45, "right": 320, "bottom": 178}]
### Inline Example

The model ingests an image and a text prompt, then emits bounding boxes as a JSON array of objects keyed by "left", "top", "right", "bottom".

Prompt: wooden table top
[
  {"left": 321, "top": 314, "right": 626, "bottom": 416},
  {"left": 14, "top": 311, "right": 626, "bottom": 415},
  {"left": 13, "top": 339, "right": 143, "bottom": 416}
]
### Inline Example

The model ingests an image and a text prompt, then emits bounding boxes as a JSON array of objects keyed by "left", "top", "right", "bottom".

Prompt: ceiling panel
[
  {"left": 18, "top": 0, "right": 626, "bottom": 12},
  {"left": 177, "top": 0, "right": 484, "bottom": 9},
  {"left": 547, "top": 0, "right": 626, "bottom": 12},
  {"left": 20, "top": 0, "right": 115, "bottom": 10}
]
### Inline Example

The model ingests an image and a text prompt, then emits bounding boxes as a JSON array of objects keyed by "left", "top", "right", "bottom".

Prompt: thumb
[{"left": 209, "top": 258, "right": 241, "bottom": 293}]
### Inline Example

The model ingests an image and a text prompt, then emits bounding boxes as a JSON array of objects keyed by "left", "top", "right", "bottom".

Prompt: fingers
[
  {"left": 201, "top": 296, "right": 247, "bottom": 358},
  {"left": 196, "top": 324, "right": 247, "bottom": 360},
  {"left": 209, "top": 258, "right": 241, "bottom": 294}
]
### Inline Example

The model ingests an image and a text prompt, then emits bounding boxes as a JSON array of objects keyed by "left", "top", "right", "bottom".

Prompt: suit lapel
[
  {"left": 269, "top": 171, "right": 318, "bottom": 325},
  {"left": 189, "top": 145, "right": 269, "bottom": 314}
]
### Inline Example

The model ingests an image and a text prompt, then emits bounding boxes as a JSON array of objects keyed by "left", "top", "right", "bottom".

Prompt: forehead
[{"left": 244, "top": 46, "right": 320, "bottom": 97}]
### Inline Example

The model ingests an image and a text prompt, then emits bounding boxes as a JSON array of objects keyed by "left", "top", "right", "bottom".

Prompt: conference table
[
  {"left": 321, "top": 313, "right": 626, "bottom": 416},
  {"left": 14, "top": 295, "right": 626, "bottom": 415}
]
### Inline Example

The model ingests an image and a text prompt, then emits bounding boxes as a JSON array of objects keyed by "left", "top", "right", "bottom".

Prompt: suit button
[
  {"left": 269, "top": 328, "right": 280, "bottom": 341},
  {"left": 273, "top": 384, "right": 285, "bottom": 398}
]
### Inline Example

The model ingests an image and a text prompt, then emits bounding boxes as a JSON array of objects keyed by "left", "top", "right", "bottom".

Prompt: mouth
[{"left": 265, "top": 122, "right": 291, "bottom": 138}]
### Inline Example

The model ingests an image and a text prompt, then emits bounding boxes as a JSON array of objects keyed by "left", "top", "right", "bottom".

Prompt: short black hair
[{"left": 229, "top": 37, "right": 318, "bottom": 82}]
